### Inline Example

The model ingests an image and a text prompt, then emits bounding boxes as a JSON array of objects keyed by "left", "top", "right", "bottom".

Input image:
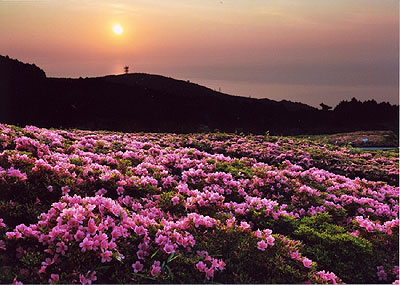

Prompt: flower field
[
  {"left": 299, "top": 131, "right": 398, "bottom": 148},
  {"left": 0, "top": 124, "right": 398, "bottom": 284}
]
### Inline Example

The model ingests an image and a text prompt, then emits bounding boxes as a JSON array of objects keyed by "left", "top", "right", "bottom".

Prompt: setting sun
[{"left": 112, "top": 24, "right": 123, "bottom": 35}]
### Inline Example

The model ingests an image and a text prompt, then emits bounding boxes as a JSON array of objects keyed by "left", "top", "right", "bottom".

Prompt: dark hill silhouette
[
  {"left": 0, "top": 55, "right": 398, "bottom": 135},
  {"left": 102, "top": 73, "right": 227, "bottom": 99},
  {"left": 0, "top": 55, "right": 46, "bottom": 123},
  {"left": 103, "top": 74, "right": 315, "bottom": 112}
]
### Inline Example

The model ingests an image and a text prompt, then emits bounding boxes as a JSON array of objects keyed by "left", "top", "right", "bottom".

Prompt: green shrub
[{"left": 292, "top": 213, "right": 375, "bottom": 283}]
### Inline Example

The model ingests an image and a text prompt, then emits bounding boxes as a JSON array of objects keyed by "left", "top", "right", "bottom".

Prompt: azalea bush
[{"left": 0, "top": 124, "right": 398, "bottom": 284}]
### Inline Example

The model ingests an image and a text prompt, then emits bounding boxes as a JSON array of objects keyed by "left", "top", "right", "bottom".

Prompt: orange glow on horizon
[{"left": 0, "top": 0, "right": 397, "bottom": 106}]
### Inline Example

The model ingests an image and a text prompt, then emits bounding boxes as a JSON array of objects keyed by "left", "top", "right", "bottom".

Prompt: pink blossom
[
  {"left": 302, "top": 257, "right": 313, "bottom": 268},
  {"left": 95, "top": 188, "right": 107, "bottom": 196},
  {"left": 134, "top": 225, "right": 147, "bottom": 236},
  {"left": 49, "top": 274, "right": 59, "bottom": 284},
  {"left": 393, "top": 266, "right": 399, "bottom": 276},
  {"left": 79, "top": 271, "right": 97, "bottom": 285},
  {"left": 132, "top": 261, "right": 143, "bottom": 273},
  {"left": 240, "top": 221, "right": 251, "bottom": 230},
  {"left": 377, "top": 266, "right": 388, "bottom": 281},
  {"left": 151, "top": 261, "right": 161, "bottom": 276},
  {"left": 163, "top": 243, "right": 175, "bottom": 254},
  {"left": 217, "top": 259, "right": 226, "bottom": 271},
  {"left": 116, "top": 186, "right": 125, "bottom": 195},
  {"left": 257, "top": 240, "right": 268, "bottom": 251},
  {"left": 79, "top": 237, "right": 93, "bottom": 252},
  {"left": 196, "top": 261, "right": 207, "bottom": 272},
  {"left": 6, "top": 167, "right": 27, "bottom": 181},
  {"left": 171, "top": 196, "right": 180, "bottom": 205},
  {"left": 266, "top": 235, "right": 275, "bottom": 246},
  {"left": 87, "top": 218, "right": 97, "bottom": 235},
  {"left": 101, "top": 250, "right": 112, "bottom": 263},
  {"left": 290, "top": 251, "right": 301, "bottom": 261},
  {"left": 316, "top": 270, "right": 340, "bottom": 284},
  {"left": 61, "top": 186, "right": 70, "bottom": 195},
  {"left": 55, "top": 241, "right": 68, "bottom": 255},
  {"left": 74, "top": 230, "right": 86, "bottom": 241},
  {"left": 12, "top": 277, "right": 22, "bottom": 285},
  {"left": 205, "top": 268, "right": 215, "bottom": 280}
]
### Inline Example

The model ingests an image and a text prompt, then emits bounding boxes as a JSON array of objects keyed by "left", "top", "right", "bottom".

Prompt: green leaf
[
  {"left": 168, "top": 254, "right": 179, "bottom": 263},
  {"left": 151, "top": 249, "right": 159, "bottom": 259},
  {"left": 95, "top": 265, "right": 112, "bottom": 271},
  {"left": 133, "top": 273, "right": 156, "bottom": 281},
  {"left": 167, "top": 252, "right": 175, "bottom": 263},
  {"left": 165, "top": 265, "right": 174, "bottom": 279}
]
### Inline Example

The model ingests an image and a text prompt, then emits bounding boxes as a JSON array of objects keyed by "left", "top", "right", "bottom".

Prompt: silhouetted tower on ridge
[
  {"left": 124, "top": 66, "right": 129, "bottom": 74},
  {"left": 320, "top": 103, "right": 332, "bottom": 111}
]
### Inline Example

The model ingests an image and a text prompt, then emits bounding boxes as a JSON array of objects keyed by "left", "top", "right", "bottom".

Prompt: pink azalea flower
[
  {"left": 100, "top": 250, "right": 113, "bottom": 263},
  {"left": 217, "top": 259, "right": 226, "bottom": 271},
  {"left": 61, "top": 186, "right": 70, "bottom": 195},
  {"left": 151, "top": 261, "right": 161, "bottom": 276},
  {"left": 302, "top": 257, "right": 313, "bottom": 268},
  {"left": 74, "top": 230, "right": 86, "bottom": 241},
  {"left": 49, "top": 274, "right": 59, "bottom": 284},
  {"left": 171, "top": 196, "right": 180, "bottom": 205},
  {"left": 79, "top": 271, "right": 97, "bottom": 285},
  {"left": 12, "top": 277, "right": 22, "bottom": 285},
  {"left": 132, "top": 261, "right": 143, "bottom": 273},
  {"left": 240, "top": 221, "right": 251, "bottom": 230},
  {"left": 79, "top": 237, "right": 93, "bottom": 252},
  {"left": 205, "top": 268, "right": 215, "bottom": 280},
  {"left": 257, "top": 240, "right": 268, "bottom": 251},
  {"left": 134, "top": 225, "right": 147, "bottom": 236},
  {"left": 55, "top": 241, "right": 68, "bottom": 255},
  {"left": 377, "top": 266, "right": 388, "bottom": 281},
  {"left": 87, "top": 218, "right": 97, "bottom": 235},
  {"left": 116, "top": 186, "right": 125, "bottom": 195},
  {"left": 196, "top": 261, "right": 207, "bottom": 272},
  {"left": 290, "top": 251, "right": 301, "bottom": 261},
  {"left": 163, "top": 243, "right": 175, "bottom": 254},
  {"left": 266, "top": 235, "right": 275, "bottom": 246}
]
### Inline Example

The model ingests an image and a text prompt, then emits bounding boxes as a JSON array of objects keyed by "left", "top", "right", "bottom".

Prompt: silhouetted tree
[{"left": 124, "top": 66, "right": 129, "bottom": 74}]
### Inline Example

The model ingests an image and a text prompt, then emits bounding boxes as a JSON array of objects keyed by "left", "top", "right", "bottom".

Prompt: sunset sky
[{"left": 0, "top": 0, "right": 398, "bottom": 107}]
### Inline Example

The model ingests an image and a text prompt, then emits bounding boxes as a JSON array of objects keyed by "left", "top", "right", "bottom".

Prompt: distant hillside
[
  {"left": 259, "top": 98, "right": 315, "bottom": 112},
  {"left": 0, "top": 55, "right": 46, "bottom": 122},
  {"left": 102, "top": 73, "right": 315, "bottom": 111},
  {"left": 102, "top": 73, "right": 227, "bottom": 99},
  {"left": 0, "top": 55, "right": 398, "bottom": 135}
]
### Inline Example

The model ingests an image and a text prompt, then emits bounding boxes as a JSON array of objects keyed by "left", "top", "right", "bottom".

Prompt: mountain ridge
[
  {"left": 97, "top": 73, "right": 316, "bottom": 112},
  {"left": 0, "top": 55, "right": 398, "bottom": 135}
]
